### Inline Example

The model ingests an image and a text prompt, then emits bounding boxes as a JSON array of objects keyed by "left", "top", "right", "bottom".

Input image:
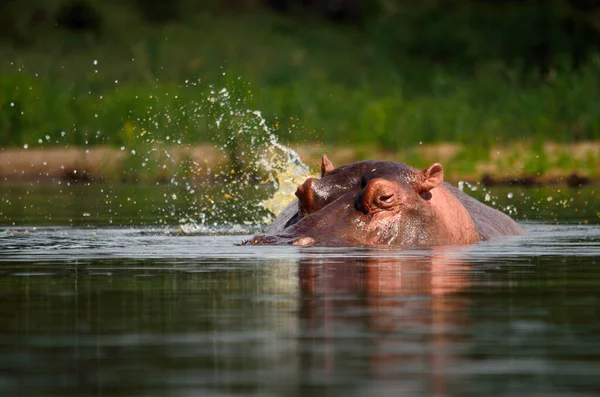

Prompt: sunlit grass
[{"left": 1, "top": 7, "right": 600, "bottom": 158}]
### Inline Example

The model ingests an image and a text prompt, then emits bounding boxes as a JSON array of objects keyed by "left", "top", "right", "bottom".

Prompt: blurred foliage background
[{"left": 1, "top": 0, "right": 600, "bottom": 151}]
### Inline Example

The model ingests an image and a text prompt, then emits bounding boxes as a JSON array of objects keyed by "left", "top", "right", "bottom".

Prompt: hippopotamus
[{"left": 252, "top": 155, "right": 525, "bottom": 246}]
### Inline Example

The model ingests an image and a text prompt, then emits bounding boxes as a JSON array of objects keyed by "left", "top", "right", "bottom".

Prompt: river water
[{"left": 1, "top": 183, "right": 599, "bottom": 397}]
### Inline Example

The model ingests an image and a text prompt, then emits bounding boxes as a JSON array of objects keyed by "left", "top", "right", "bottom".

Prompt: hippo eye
[{"left": 419, "top": 191, "right": 432, "bottom": 201}]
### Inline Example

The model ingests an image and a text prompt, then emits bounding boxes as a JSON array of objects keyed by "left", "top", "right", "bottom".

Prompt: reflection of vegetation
[
  {"left": 2, "top": 181, "right": 598, "bottom": 226},
  {"left": 1, "top": 1, "right": 600, "bottom": 153},
  {"left": 0, "top": 180, "right": 273, "bottom": 227},
  {"left": 467, "top": 185, "right": 600, "bottom": 224}
]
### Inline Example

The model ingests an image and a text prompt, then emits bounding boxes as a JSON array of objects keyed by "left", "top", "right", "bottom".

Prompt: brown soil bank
[{"left": 1, "top": 142, "right": 599, "bottom": 187}]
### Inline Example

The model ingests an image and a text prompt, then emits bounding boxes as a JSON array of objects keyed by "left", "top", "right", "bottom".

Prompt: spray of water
[{"left": 126, "top": 79, "right": 312, "bottom": 234}]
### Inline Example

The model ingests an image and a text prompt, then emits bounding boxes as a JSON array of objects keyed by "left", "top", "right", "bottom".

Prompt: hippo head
[{"left": 253, "top": 155, "right": 454, "bottom": 247}]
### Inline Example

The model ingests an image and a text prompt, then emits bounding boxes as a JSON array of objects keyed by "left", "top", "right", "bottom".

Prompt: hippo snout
[
  {"left": 251, "top": 235, "right": 278, "bottom": 245},
  {"left": 251, "top": 235, "right": 317, "bottom": 246},
  {"left": 291, "top": 237, "right": 317, "bottom": 246}
]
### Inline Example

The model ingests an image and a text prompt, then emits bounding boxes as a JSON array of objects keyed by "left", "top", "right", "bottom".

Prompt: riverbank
[{"left": 2, "top": 141, "right": 599, "bottom": 187}]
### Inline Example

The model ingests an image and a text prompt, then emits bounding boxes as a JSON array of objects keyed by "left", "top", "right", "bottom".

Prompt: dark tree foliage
[
  {"left": 5, "top": 0, "right": 600, "bottom": 71},
  {"left": 565, "top": 0, "right": 600, "bottom": 11},
  {"left": 265, "top": 0, "right": 370, "bottom": 22},
  {"left": 136, "top": 0, "right": 181, "bottom": 23},
  {"left": 55, "top": 0, "right": 102, "bottom": 34}
]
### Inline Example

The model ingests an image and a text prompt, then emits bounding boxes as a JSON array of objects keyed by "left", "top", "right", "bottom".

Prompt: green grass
[{"left": 1, "top": 4, "right": 600, "bottom": 155}]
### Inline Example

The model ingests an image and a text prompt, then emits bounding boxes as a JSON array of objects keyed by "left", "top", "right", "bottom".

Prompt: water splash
[
  {"left": 257, "top": 133, "right": 311, "bottom": 223},
  {"left": 458, "top": 180, "right": 519, "bottom": 217},
  {"left": 156, "top": 83, "right": 312, "bottom": 233}
]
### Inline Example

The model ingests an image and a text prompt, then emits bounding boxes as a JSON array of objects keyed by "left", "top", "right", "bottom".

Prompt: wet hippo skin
[{"left": 252, "top": 155, "right": 525, "bottom": 247}]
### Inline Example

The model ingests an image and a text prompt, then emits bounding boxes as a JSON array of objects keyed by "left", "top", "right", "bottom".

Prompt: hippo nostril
[
  {"left": 296, "top": 178, "right": 316, "bottom": 213},
  {"left": 380, "top": 194, "right": 393, "bottom": 203},
  {"left": 377, "top": 193, "right": 395, "bottom": 208}
]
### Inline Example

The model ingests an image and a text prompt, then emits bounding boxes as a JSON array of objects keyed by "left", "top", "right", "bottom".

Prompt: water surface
[{"left": 1, "top": 184, "right": 599, "bottom": 396}]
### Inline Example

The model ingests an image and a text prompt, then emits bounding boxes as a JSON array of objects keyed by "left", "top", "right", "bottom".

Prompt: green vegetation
[{"left": 1, "top": 0, "right": 600, "bottom": 153}]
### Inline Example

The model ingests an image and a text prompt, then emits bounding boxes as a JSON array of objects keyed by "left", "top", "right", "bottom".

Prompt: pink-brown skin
[{"left": 252, "top": 155, "right": 524, "bottom": 247}]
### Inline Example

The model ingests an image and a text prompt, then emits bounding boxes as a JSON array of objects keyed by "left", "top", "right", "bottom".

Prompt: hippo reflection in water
[{"left": 251, "top": 155, "right": 525, "bottom": 247}]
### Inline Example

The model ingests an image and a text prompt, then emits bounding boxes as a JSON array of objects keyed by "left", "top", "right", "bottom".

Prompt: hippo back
[{"left": 445, "top": 183, "right": 525, "bottom": 240}]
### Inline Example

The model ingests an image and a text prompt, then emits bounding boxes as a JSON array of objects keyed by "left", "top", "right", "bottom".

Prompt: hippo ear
[
  {"left": 321, "top": 154, "right": 335, "bottom": 177},
  {"left": 418, "top": 163, "right": 444, "bottom": 192}
]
